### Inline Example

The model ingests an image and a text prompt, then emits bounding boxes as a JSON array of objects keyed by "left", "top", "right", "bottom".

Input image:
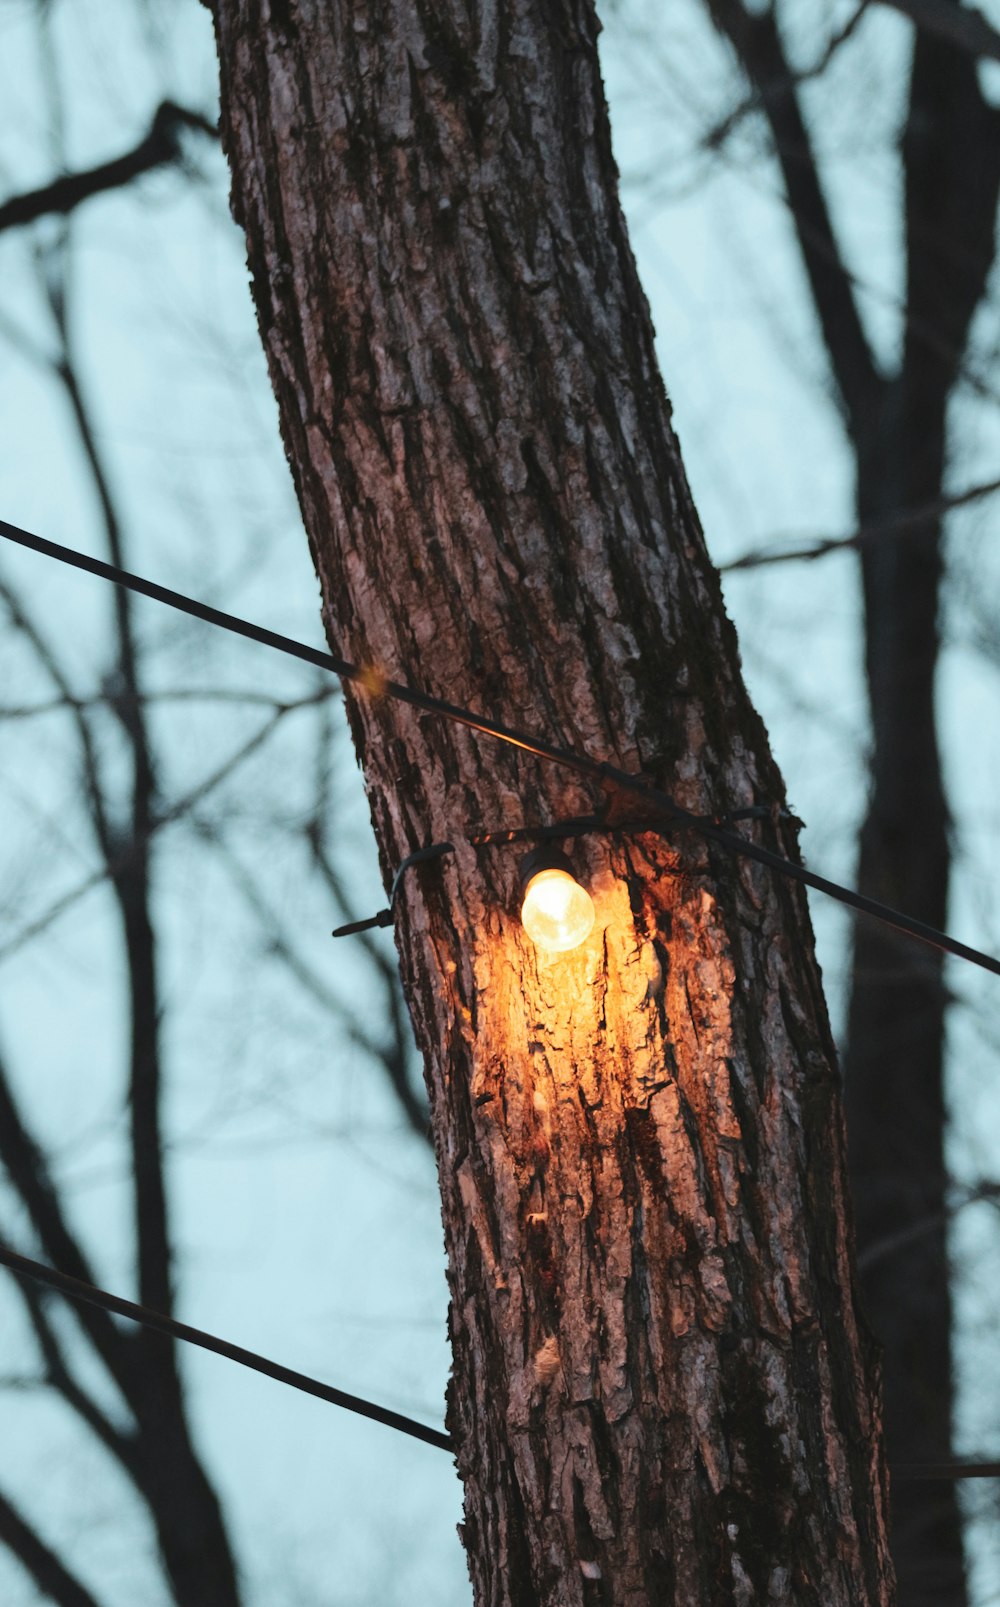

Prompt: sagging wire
[
  {"left": 1, "top": 1243, "right": 997, "bottom": 1483},
  {"left": 1, "top": 518, "right": 997, "bottom": 976},
  {"left": 0, "top": 1242, "right": 450, "bottom": 1452}
]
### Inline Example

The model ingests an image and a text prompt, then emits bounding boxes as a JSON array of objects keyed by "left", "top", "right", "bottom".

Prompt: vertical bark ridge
[{"left": 211, "top": 1, "right": 894, "bottom": 1601}]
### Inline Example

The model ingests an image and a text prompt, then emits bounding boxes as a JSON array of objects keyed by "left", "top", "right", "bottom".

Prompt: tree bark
[{"left": 210, "top": 2, "right": 894, "bottom": 1602}]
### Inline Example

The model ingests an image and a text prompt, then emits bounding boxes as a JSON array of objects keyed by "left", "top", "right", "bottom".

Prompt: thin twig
[
  {"left": 721, "top": 474, "right": 1000, "bottom": 573},
  {"left": 0, "top": 701, "right": 320, "bottom": 965},
  {"left": 703, "top": 1, "right": 870, "bottom": 153}
]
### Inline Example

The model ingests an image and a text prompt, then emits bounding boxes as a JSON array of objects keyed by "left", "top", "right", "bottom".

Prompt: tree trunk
[
  {"left": 847, "top": 400, "right": 956, "bottom": 1607},
  {"left": 844, "top": 32, "right": 1000, "bottom": 1607},
  {"left": 209, "top": 2, "right": 893, "bottom": 1601},
  {"left": 699, "top": 9, "right": 1000, "bottom": 1596}
]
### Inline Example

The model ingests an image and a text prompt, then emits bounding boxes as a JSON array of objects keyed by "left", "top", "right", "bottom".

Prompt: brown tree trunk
[{"left": 210, "top": 2, "right": 893, "bottom": 1601}]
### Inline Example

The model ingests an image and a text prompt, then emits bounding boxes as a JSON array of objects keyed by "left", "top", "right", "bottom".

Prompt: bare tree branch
[
  {"left": 0, "top": 698, "right": 320, "bottom": 964},
  {"left": 192, "top": 817, "right": 430, "bottom": 1140},
  {"left": 721, "top": 473, "right": 1000, "bottom": 572},
  {"left": 11, "top": 1273, "right": 140, "bottom": 1475},
  {"left": 0, "top": 1487, "right": 103, "bottom": 1607},
  {"left": 706, "top": 0, "right": 1000, "bottom": 158},
  {"left": 303, "top": 696, "right": 429, "bottom": 1142},
  {"left": 46, "top": 314, "right": 170, "bottom": 1329},
  {"left": 304, "top": 824, "right": 429, "bottom": 1142},
  {"left": 0, "top": 102, "right": 217, "bottom": 235},
  {"left": 692, "top": 89, "right": 1000, "bottom": 414},
  {"left": 857, "top": 1180, "right": 1000, "bottom": 1272},
  {"left": 0, "top": 577, "right": 113, "bottom": 856},
  {"left": 0, "top": 30, "right": 241, "bottom": 1607},
  {"left": 704, "top": 1, "right": 871, "bottom": 152},
  {"left": 0, "top": 1065, "right": 137, "bottom": 1397},
  {"left": 0, "top": 687, "right": 331, "bottom": 719},
  {"left": 707, "top": 0, "right": 884, "bottom": 435}
]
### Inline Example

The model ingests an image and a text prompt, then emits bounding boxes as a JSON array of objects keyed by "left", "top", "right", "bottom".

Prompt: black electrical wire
[
  {"left": 3, "top": 530, "right": 998, "bottom": 1495},
  {"left": 333, "top": 812, "right": 774, "bottom": 936},
  {"left": 2, "top": 517, "right": 999, "bottom": 979},
  {"left": 1, "top": 1244, "right": 995, "bottom": 1484},
  {"left": 0, "top": 1243, "right": 451, "bottom": 1452},
  {"left": 333, "top": 818, "right": 609, "bottom": 936},
  {"left": 0, "top": 519, "right": 594, "bottom": 773}
]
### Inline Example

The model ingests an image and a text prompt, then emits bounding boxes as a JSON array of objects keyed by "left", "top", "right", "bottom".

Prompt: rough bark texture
[{"left": 210, "top": 2, "right": 893, "bottom": 1602}]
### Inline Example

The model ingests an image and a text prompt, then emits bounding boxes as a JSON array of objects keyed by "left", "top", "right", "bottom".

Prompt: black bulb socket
[{"left": 518, "top": 846, "right": 575, "bottom": 895}]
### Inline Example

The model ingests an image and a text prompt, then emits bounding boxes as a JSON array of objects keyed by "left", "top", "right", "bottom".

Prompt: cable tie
[{"left": 330, "top": 910, "right": 393, "bottom": 939}]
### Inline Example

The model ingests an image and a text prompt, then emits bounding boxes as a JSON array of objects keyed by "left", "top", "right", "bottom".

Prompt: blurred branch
[
  {"left": 0, "top": 687, "right": 331, "bottom": 719},
  {"left": 50, "top": 344, "right": 154, "bottom": 811},
  {"left": 46, "top": 308, "right": 168, "bottom": 1326},
  {"left": 703, "top": 6, "right": 1000, "bottom": 420},
  {"left": 0, "top": 1488, "right": 102, "bottom": 1607},
  {"left": 707, "top": 0, "right": 1000, "bottom": 157},
  {"left": 705, "top": 1, "right": 870, "bottom": 152},
  {"left": 12, "top": 1273, "right": 140, "bottom": 1474},
  {"left": 0, "top": 101, "right": 217, "bottom": 235},
  {"left": 192, "top": 817, "right": 430, "bottom": 1140},
  {"left": 304, "top": 696, "right": 429, "bottom": 1142},
  {"left": 881, "top": 0, "right": 1000, "bottom": 62},
  {"left": 0, "top": 696, "right": 329, "bottom": 966},
  {"left": 721, "top": 472, "right": 1000, "bottom": 572},
  {"left": 706, "top": 0, "right": 884, "bottom": 435},
  {"left": 0, "top": 30, "right": 242, "bottom": 1607},
  {"left": 0, "top": 1064, "right": 136, "bottom": 1393},
  {"left": 305, "top": 823, "right": 429, "bottom": 1143},
  {"left": 857, "top": 1180, "right": 1000, "bottom": 1273},
  {"left": 0, "top": 576, "right": 113, "bottom": 855}
]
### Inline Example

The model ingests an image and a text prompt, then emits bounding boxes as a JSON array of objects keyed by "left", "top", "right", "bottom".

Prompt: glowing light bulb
[{"left": 519, "top": 850, "right": 595, "bottom": 953}]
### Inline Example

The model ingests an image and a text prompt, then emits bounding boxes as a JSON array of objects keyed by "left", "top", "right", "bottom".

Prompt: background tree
[
  {"left": 697, "top": 6, "right": 1000, "bottom": 1599},
  {"left": 0, "top": 180, "right": 424, "bottom": 1607}
]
